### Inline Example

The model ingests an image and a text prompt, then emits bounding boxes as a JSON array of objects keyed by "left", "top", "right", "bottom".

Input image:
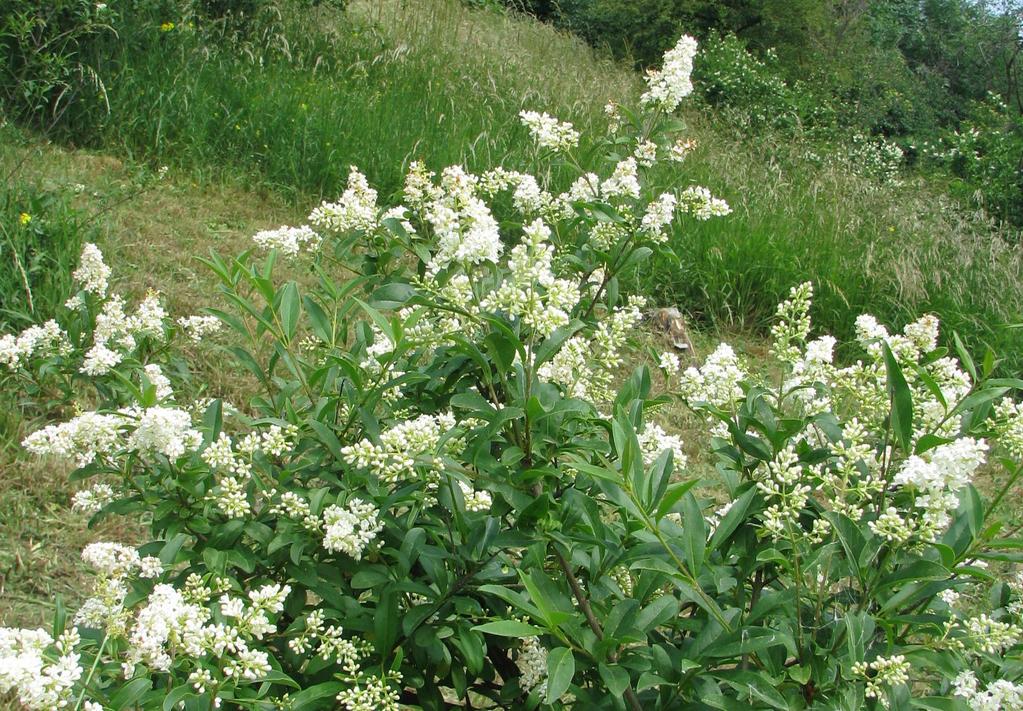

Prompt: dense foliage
[
  {"left": 3, "top": 36, "right": 1023, "bottom": 710},
  {"left": 504, "top": 0, "right": 1023, "bottom": 227}
]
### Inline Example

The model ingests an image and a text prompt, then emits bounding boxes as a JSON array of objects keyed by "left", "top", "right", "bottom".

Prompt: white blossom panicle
[
  {"left": 641, "top": 192, "right": 678, "bottom": 242},
  {"left": 638, "top": 423, "right": 687, "bottom": 469},
  {"left": 0, "top": 627, "right": 82, "bottom": 710},
  {"left": 0, "top": 320, "right": 71, "bottom": 370},
  {"left": 770, "top": 282, "right": 814, "bottom": 362},
  {"left": 994, "top": 398, "right": 1023, "bottom": 459},
  {"left": 516, "top": 636, "right": 549, "bottom": 696},
  {"left": 309, "top": 167, "right": 378, "bottom": 236},
  {"left": 127, "top": 406, "right": 203, "bottom": 459},
  {"left": 322, "top": 498, "right": 384, "bottom": 559},
  {"left": 659, "top": 352, "right": 681, "bottom": 377},
  {"left": 641, "top": 34, "right": 699, "bottom": 112},
  {"left": 336, "top": 675, "right": 402, "bottom": 711},
  {"left": 669, "top": 138, "right": 697, "bottom": 162},
  {"left": 601, "top": 158, "right": 641, "bottom": 199},
  {"left": 23, "top": 412, "right": 123, "bottom": 467},
  {"left": 458, "top": 480, "right": 493, "bottom": 512},
  {"left": 143, "top": 363, "right": 174, "bottom": 400},
  {"left": 341, "top": 412, "right": 457, "bottom": 491},
  {"left": 679, "top": 185, "right": 731, "bottom": 220},
  {"left": 634, "top": 140, "right": 658, "bottom": 167},
  {"left": 73, "top": 242, "right": 111, "bottom": 296},
  {"left": 177, "top": 315, "right": 223, "bottom": 342},
  {"left": 252, "top": 224, "right": 321, "bottom": 257},
  {"left": 130, "top": 293, "right": 167, "bottom": 337},
  {"left": 678, "top": 343, "right": 745, "bottom": 408},
  {"left": 519, "top": 110, "right": 580, "bottom": 152},
  {"left": 72, "top": 482, "right": 116, "bottom": 515},
  {"left": 81, "top": 542, "right": 142, "bottom": 578},
  {"left": 852, "top": 654, "right": 910, "bottom": 704},
  {"left": 81, "top": 342, "right": 122, "bottom": 376},
  {"left": 961, "top": 614, "right": 1022, "bottom": 654},
  {"left": 954, "top": 671, "right": 1023, "bottom": 710}
]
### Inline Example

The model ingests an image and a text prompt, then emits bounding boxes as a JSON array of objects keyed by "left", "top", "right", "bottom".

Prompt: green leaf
[
  {"left": 533, "top": 320, "right": 586, "bottom": 370},
  {"left": 682, "top": 492, "right": 707, "bottom": 575},
  {"left": 288, "top": 682, "right": 347, "bottom": 710},
  {"left": 655, "top": 479, "right": 699, "bottom": 521},
  {"left": 882, "top": 342, "right": 914, "bottom": 454},
  {"left": 471, "top": 620, "right": 544, "bottom": 637},
  {"left": 708, "top": 487, "right": 757, "bottom": 552},
  {"left": 546, "top": 647, "right": 575, "bottom": 704},
  {"left": 598, "top": 663, "right": 630, "bottom": 697},
  {"left": 279, "top": 281, "right": 300, "bottom": 343},
  {"left": 375, "top": 588, "right": 400, "bottom": 653},
  {"left": 111, "top": 678, "right": 152, "bottom": 710}
]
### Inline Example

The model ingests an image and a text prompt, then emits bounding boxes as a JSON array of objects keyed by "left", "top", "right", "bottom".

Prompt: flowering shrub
[
  {"left": 922, "top": 93, "right": 1023, "bottom": 227},
  {"left": 3, "top": 34, "right": 1023, "bottom": 710}
]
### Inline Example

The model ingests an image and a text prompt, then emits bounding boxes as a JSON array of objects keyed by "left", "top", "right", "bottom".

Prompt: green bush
[
  {"left": 0, "top": 0, "right": 116, "bottom": 126},
  {"left": 924, "top": 93, "right": 1023, "bottom": 228},
  {"left": 3, "top": 36, "right": 1023, "bottom": 709}
]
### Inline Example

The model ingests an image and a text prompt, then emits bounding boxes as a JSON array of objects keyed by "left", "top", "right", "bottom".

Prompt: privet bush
[{"left": 2, "top": 35, "right": 1023, "bottom": 710}]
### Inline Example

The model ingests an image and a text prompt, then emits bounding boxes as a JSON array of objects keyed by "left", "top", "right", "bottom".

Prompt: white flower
[
  {"left": 641, "top": 192, "right": 678, "bottom": 242},
  {"left": 127, "top": 406, "right": 203, "bottom": 459},
  {"left": 72, "top": 483, "right": 115, "bottom": 515},
  {"left": 679, "top": 185, "right": 731, "bottom": 219},
  {"left": 82, "top": 542, "right": 142, "bottom": 578},
  {"left": 23, "top": 412, "right": 123, "bottom": 467},
  {"left": 458, "top": 481, "right": 492, "bottom": 513},
  {"left": 601, "top": 158, "right": 641, "bottom": 199},
  {"left": 641, "top": 35, "right": 699, "bottom": 112},
  {"left": 0, "top": 628, "right": 81, "bottom": 710},
  {"left": 0, "top": 320, "right": 71, "bottom": 370},
  {"left": 638, "top": 423, "right": 687, "bottom": 469},
  {"left": 659, "top": 352, "right": 681, "bottom": 377},
  {"left": 308, "top": 167, "right": 378, "bottom": 236},
  {"left": 519, "top": 110, "right": 580, "bottom": 152},
  {"left": 73, "top": 243, "right": 111, "bottom": 296},
  {"left": 634, "top": 140, "right": 658, "bottom": 167},
  {"left": 678, "top": 343, "right": 745, "bottom": 407},
  {"left": 177, "top": 315, "right": 223, "bottom": 342},
  {"left": 516, "top": 636, "right": 549, "bottom": 696},
  {"left": 322, "top": 499, "right": 384, "bottom": 560},
  {"left": 252, "top": 225, "right": 321, "bottom": 257}
]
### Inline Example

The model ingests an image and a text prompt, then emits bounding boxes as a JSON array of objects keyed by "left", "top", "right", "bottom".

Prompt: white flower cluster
[
  {"left": 889, "top": 437, "right": 988, "bottom": 540},
  {"left": 994, "top": 398, "right": 1023, "bottom": 460},
  {"left": 954, "top": 671, "right": 1023, "bottom": 710},
  {"left": 0, "top": 319, "right": 71, "bottom": 370},
  {"left": 252, "top": 224, "right": 321, "bottom": 257},
  {"left": 322, "top": 498, "right": 384, "bottom": 559},
  {"left": 641, "top": 35, "right": 699, "bottom": 112},
  {"left": 640, "top": 192, "right": 679, "bottom": 242},
  {"left": 23, "top": 411, "right": 123, "bottom": 467},
  {"left": 481, "top": 219, "right": 580, "bottom": 337},
  {"left": 202, "top": 425, "right": 299, "bottom": 518},
  {"left": 336, "top": 674, "right": 402, "bottom": 711},
  {"left": 519, "top": 110, "right": 580, "bottom": 152},
  {"left": 72, "top": 242, "right": 111, "bottom": 296},
  {"left": 124, "top": 580, "right": 288, "bottom": 682},
  {"left": 75, "top": 543, "right": 161, "bottom": 637},
  {"left": 638, "top": 422, "right": 687, "bottom": 469},
  {"left": 72, "top": 482, "right": 115, "bottom": 514},
  {"left": 853, "top": 654, "right": 910, "bottom": 704},
  {"left": 177, "top": 314, "right": 224, "bottom": 342},
  {"left": 341, "top": 412, "right": 458, "bottom": 492},
  {"left": 539, "top": 296, "right": 645, "bottom": 403},
  {"left": 308, "top": 166, "right": 378, "bottom": 236},
  {"left": 0, "top": 627, "right": 82, "bottom": 710},
  {"left": 770, "top": 282, "right": 814, "bottom": 363},
  {"left": 458, "top": 479, "right": 493, "bottom": 512},
  {"left": 422, "top": 165, "right": 503, "bottom": 276},
  {"left": 516, "top": 636, "right": 549, "bottom": 696},
  {"left": 128, "top": 406, "right": 203, "bottom": 459},
  {"left": 24, "top": 404, "right": 201, "bottom": 468},
  {"left": 678, "top": 343, "right": 746, "bottom": 408},
  {"left": 678, "top": 185, "right": 732, "bottom": 220},
  {"left": 960, "top": 614, "right": 1022, "bottom": 655}
]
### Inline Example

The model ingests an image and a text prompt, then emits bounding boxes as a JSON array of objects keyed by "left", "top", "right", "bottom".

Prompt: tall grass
[
  {"left": 41, "top": 0, "right": 1023, "bottom": 371},
  {"left": 0, "top": 177, "right": 89, "bottom": 329}
]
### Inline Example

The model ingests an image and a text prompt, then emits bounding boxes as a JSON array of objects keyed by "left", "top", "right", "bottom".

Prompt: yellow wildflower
[{"left": 18, "top": 212, "right": 31, "bottom": 226}]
